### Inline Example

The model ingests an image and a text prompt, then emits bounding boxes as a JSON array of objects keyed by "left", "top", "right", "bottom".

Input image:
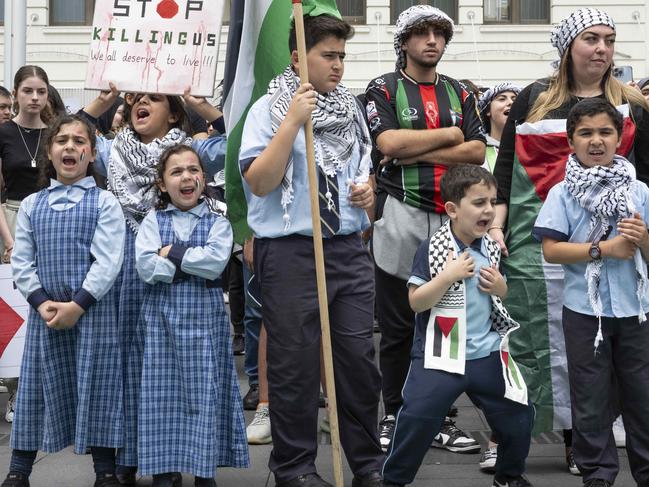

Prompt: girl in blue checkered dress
[
  {"left": 3, "top": 115, "right": 126, "bottom": 487},
  {"left": 81, "top": 86, "right": 228, "bottom": 484},
  {"left": 134, "top": 145, "right": 248, "bottom": 487}
]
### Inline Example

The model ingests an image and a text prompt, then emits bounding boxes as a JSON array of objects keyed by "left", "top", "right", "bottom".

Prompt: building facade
[{"left": 1, "top": 0, "right": 648, "bottom": 106}]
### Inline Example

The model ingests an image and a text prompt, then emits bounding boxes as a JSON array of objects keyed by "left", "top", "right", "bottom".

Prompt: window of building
[
  {"left": 391, "top": 0, "right": 457, "bottom": 24},
  {"left": 483, "top": 0, "right": 549, "bottom": 24},
  {"left": 50, "top": 0, "right": 95, "bottom": 26},
  {"left": 337, "top": 0, "right": 366, "bottom": 24},
  {"left": 0, "top": 0, "right": 5, "bottom": 26}
]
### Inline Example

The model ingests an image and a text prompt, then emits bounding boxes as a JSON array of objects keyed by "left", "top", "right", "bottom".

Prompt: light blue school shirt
[
  {"left": 533, "top": 180, "right": 649, "bottom": 317},
  {"left": 135, "top": 202, "right": 233, "bottom": 284},
  {"left": 94, "top": 134, "right": 227, "bottom": 178},
  {"left": 408, "top": 233, "right": 501, "bottom": 361},
  {"left": 12, "top": 176, "right": 126, "bottom": 302},
  {"left": 238, "top": 94, "right": 370, "bottom": 238}
]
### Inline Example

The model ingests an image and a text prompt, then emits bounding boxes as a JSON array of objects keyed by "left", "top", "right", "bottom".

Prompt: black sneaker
[
  {"left": 115, "top": 471, "right": 136, "bottom": 486},
  {"left": 195, "top": 477, "right": 217, "bottom": 487},
  {"left": 431, "top": 417, "right": 480, "bottom": 453},
  {"left": 492, "top": 474, "right": 533, "bottom": 487},
  {"left": 232, "top": 334, "right": 245, "bottom": 355},
  {"left": 243, "top": 384, "right": 260, "bottom": 410},
  {"left": 379, "top": 414, "right": 396, "bottom": 452},
  {"left": 1, "top": 473, "right": 29, "bottom": 487},
  {"left": 95, "top": 474, "right": 121, "bottom": 487},
  {"left": 152, "top": 472, "right": 182, "bottom": 487},
  {"left": 583, "top": 480, "right": 613, "bottom": 487}
]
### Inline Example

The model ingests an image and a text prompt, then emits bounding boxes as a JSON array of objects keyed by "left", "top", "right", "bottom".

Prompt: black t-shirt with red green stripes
[{"left": 365, "top": 71, "right": 486, "bottom": 213}]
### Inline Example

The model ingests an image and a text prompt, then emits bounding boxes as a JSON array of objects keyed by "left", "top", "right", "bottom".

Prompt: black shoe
[
  {"left": 195, "top": 477, "right": 217, "bottom": 487},
  {"left": 351, "top": 471, "right": 382, "bottom": 487},
  {"left": 232, "top": 334, "right": 245, "bottom": 355},
  {"left": 583, "top": 480, "right": 613, "bottom": 487},
  {"left": 95, "top": 474, "right": 122, "bottom": 487},
  {"left": 243, "top": 384, "right": 260, "bottom": 410},
  {"left": 116, "top": 466, "right": 137, "bottom": 486},
  {"left": 1, "top": 473, "right": 29, "bottom": 487},
  {"left": 275, "top": 473, "right": 333, "bottom": 487},
  {"left": 382, "top": 482, "right": 403, "bottom": 487},
  {"left": 492, "top": 474, "right": 533, "bottom": 487},
  {"left": 447, "top": 403, "right": 458, "bottom": 417},
  {"left": 152, "top": 472, "right": 182, "bottom": 487}
]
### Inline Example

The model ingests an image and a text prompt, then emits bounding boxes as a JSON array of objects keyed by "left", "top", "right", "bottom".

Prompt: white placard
[
  {"left": 85, "top": 0, "right": 225, "bottom": 96},
  {"left": 0, "top": 264, "right": 26, "bottom": 378}
]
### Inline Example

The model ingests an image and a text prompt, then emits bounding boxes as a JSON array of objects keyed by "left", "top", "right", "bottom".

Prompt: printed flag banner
[
  {"left": 85, "top": 0, "right": 225, "bottom": 96},
  {"left": 0, "top": 264, "right": 27, "bottom": 378},
  {"left": 223, "top": 0, "right": 342, "bottom": 243},
  {"left": 505, "top": 105, "right": 635, "bottom": 434},
  {"left": 424, "top": 309, "right": 466, "bottom": 375}
]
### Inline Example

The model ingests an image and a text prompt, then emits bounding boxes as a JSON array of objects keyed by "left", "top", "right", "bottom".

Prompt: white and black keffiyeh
[
  {"left": 393, "top": 5, "right": 454, "bottom": 70},
  {"left": 108, "top": 126, "right": 192, "bottom": 232},
  {"left": 550, "top": 8, "right": 615, "bottom": 57},
  {"left": 565, "top": 153, "right": 648, "bottom": 350},
  {"left": 478, "top": 83, "right": 521, "bottom": 119},
  {"left": 267, "top": 66, "right": 372, "bottom": 229}
]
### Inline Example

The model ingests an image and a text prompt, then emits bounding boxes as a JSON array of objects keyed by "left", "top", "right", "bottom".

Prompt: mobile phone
[{"left": 613, "top": 65, "right": 633, "bottom": 83}]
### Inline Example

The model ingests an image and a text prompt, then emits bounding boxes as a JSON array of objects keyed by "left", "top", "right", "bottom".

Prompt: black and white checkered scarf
[
  {"left": 267, "top": 66, "right": 371, "bottom": 230},
  {"left": 550, "top": 8, "right": 615, "bottom": 57},
  {"left": 109, "top": 127, "right": 192, "bottom": 232},
  {"left": 565, "top": 153, "right": 647, "bottom": 350},
  {"left": 393, "top": 5, "right": 454, "bottom": 70}
]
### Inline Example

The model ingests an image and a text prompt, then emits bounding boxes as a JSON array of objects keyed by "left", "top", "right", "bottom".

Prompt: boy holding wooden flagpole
[
  {"left": 382, "top": 164, "right": 534, "bottom": 487},
  {"left": 238, "top": 3, "right": 384, "bottom": 487}
]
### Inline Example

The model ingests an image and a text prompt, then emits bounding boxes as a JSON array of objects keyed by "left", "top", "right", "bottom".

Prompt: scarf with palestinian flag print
[{"left": 425, "top": 221, "right": 528, "bottom": 405}]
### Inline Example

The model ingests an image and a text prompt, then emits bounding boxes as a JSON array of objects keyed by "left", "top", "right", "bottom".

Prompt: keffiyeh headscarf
[
  {"left": 109, "top": 126, "right": 192, "bottom": 232},
  {"left": 478, "top": 83, "right": 521, "bottom": 120},
  {"left": 551, "top": 8, "right": 615, "bottom": 57},
  {"left": 564, "top": 154, "right": 648, "bottom": 351},
  {"left": 267, "top": 66, "right": 372, "bottom": 230},
  {"left": 393, "top": 5, "right": 454, "bottom": 70}
]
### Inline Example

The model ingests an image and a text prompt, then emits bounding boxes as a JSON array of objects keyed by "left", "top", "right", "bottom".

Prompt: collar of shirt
[
  {"left": 451, "top": 229, "right": 483, "bottom": 252},
  {"left": 161, "top": 201, "right": 207, "bottom": 218},
  {"left": 48, "top": 176, "right": 96, "bottom": 191}
]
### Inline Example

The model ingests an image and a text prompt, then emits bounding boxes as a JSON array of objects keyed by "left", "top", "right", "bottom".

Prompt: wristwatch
[{"left": 589, "top": 241, "right": 602, "bottom": 260}]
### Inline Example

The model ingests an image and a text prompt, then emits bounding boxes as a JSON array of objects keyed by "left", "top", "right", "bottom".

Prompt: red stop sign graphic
[{"left": 157, "top": 0, "right": 179, "bottom": 19}]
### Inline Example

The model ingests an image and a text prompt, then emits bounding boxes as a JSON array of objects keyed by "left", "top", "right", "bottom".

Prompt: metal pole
[
  {"left": 11, "top": 0, "right": 27, "bottom": 75},
  {"left": 3, "top": 0, "right": 13, "bottom": 87}
]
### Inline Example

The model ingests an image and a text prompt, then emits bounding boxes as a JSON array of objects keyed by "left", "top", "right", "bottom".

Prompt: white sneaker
[
  {"left": 479, "top": 445, "right": 498, "bottom": 472},
  {"left": 320, "top": 410, "right": 330, "bottom": 434},
  {"left": 5, "top": 393, "right": 15, "bottom": 423},
  {"left": 431, "top": 417, "right": 481, "bottom": 453},
  {"left": 247, "top": 404, "right": 271, "bottom": 444},
  {"left": 613, "top": 415, "right": 625, "bottom": 448}
]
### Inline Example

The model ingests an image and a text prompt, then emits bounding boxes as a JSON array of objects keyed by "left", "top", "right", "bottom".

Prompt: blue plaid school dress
[
  {"left": 11, "top": 187, "right": 123, "bottom": 454},
  {"left": 138, "top": 210, "right": 248, "bottom": 478},
  {"left": 116, "top": 227, "right": 147, "bottom": 467}
]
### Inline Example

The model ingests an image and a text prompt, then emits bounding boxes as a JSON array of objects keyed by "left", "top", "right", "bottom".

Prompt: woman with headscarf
[
  {"left": 478, "top": 83, "right": 521, "bottom": 173},
  {"left": 491, "top": 7, "right": 649, "bottom": 481}
]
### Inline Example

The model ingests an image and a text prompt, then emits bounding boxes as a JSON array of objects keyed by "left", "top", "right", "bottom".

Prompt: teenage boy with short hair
[
  {"left": 383, "top": 164, "right": 534, "bottom": 487},
  {"left": 239, "top": 12, "right": 383, "bottom": 487}
]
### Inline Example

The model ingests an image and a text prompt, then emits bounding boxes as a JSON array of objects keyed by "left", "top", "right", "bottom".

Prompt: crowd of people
[{"left": 0, "top": 4, "right": 648, "bottom": 487}]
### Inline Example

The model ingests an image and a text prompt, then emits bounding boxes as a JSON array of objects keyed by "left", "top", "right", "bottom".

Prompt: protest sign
[
  {"left": 0, "top": 264, "right": 26, "bottom": 378},
  {"left": 85, "top": 0, "right": 224, "bottom": 96}
]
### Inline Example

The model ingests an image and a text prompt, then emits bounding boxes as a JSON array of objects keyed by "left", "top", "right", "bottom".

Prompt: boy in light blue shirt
[{"left": 533, "top": 98, "right": 649, "bottom": 487}]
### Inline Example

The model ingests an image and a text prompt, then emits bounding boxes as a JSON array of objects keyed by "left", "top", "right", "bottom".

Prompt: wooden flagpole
[{"left": 291, "top": 2, "right": 344, "bottom": 486}]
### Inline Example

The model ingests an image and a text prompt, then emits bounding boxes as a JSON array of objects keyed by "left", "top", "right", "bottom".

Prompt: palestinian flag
[
  {"left": 223, "top": 0, "right": 342, "bottom": 243},
  {"left": 424, "top": 309, "right": 467, "bottom": 375},
  {"left": 503, "top": 105, "right": 635, "bottom": 434}
]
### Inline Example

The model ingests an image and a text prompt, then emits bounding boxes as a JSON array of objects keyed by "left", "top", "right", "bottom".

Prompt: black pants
[
  {"left": 383, "top": 353, "right": 533, "bottom": 484},
  {"left": 563, "top": 307, "right": 649, "bottom": 486},
  {"left": 225, "top": 256, "right": 244, "bottom": 335},
  {"left": 255, "top": 234, "right": 383, "bottom": 482},
  {"left": 375, "top": 265, "right": 414, "bottom": 416}
]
